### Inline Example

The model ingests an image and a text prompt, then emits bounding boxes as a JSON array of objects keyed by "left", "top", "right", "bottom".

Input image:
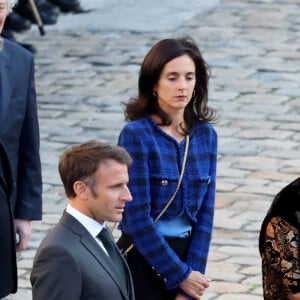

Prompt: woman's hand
[{"left": 179, "top": 270, "right": 210, "bottom": 299}]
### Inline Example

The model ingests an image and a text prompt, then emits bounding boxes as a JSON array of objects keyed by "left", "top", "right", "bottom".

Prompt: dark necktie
[{"left": 98, "top": 227, "right": 127, "bottom": 284}]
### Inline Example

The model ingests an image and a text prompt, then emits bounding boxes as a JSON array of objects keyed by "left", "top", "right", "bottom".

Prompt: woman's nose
[{"left": 177, "top": 78, "right": 187, "bottom": 91}]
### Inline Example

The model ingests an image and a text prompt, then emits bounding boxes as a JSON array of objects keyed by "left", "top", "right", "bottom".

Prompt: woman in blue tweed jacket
[{"left": 117, "top": 37, "right": 218, "bottom": 300}]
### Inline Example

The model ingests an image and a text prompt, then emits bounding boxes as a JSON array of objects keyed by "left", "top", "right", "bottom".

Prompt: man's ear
[{"left": 73, "top": 181, "right": 90, "bottom": 199}]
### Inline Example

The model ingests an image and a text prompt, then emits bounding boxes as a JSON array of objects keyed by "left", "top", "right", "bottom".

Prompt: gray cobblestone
[{"left": 4, "top": 0, "right": 300, "bottom": 299}]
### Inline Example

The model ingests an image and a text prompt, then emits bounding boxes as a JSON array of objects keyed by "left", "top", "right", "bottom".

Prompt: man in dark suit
[
  {"left": 0, "top": 0, "right": 42, "bottom": 297},
  {"left": 31, "top": 140, "right": 135, "bottom": 300}
]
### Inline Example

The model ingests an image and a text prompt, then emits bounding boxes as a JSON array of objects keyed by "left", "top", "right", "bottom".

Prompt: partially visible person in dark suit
[
  {"left": 31, "top": 140, "right": 135, "bottom": 300},
  {"left": 259, "top": 177, "right": 300, "bottom": 300},
  {"left": 0, "top": 0, "right": 42, "bottom": 297}
]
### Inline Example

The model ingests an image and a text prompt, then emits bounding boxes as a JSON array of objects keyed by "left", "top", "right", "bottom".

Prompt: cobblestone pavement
[{"left": 5, "top": 0, "right": 300, "bottom": 299}]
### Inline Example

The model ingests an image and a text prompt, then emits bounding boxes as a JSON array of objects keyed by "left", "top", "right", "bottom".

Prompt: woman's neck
[{"left": 152, "top": 114, "right": 187, "bottom": 143}]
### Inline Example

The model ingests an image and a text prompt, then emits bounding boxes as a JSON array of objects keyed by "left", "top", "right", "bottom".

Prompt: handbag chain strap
[
  {"left": 154, "top": 135, "right": 189, "bottom": 222},
  {"left": 115, "top": 135, "right": 190, "bottom": 255}
]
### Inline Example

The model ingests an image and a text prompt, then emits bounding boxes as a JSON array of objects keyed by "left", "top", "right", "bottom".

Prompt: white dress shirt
[{"left": 66, "top": 203, "right": 109, "bottom": 255}]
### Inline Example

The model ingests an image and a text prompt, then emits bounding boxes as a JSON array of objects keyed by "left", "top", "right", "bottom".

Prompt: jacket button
[{"left": 161, "top": 180, "right": 168, "bottom": 186}]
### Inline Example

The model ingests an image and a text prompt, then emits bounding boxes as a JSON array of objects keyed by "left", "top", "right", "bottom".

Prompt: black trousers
[
  {"left": 0, "top": 185, "right": 17, "bottom": 298},
  {"left": 121, "top": 235, "right": 190, "bottom": 300}
]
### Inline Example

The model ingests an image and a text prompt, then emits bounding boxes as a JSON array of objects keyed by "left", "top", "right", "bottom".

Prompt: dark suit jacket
[
  {"left": 31, "top": 212, "right": 135, "bottom": 300},
  {"left": 0, "top": 37, "right": 42, "bottom": 218},
  {"left": 0, "top": 38, "right": 42, "bottom": 297}
]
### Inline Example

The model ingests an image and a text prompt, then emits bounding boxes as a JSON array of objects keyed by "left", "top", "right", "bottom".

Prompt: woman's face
[{"left": 154, "top": 54, "right": 196, "bottom": 116}]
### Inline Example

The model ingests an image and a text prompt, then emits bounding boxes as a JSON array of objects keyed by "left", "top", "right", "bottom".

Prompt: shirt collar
[{"left": 66, "top": 203, "right": 105, "bottom": 238}]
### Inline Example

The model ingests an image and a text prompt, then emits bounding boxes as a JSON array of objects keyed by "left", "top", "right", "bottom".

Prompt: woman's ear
[{"left": 73, "top": 181, "right": 90, "bottom": 200}]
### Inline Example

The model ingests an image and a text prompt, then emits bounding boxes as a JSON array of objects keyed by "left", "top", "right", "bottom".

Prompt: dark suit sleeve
[
  {"left": 14, "top": 55, "right": 42, "bottom": 220},
  {"left": 31, "top": 245, "right": 82, "bottom": 299}
]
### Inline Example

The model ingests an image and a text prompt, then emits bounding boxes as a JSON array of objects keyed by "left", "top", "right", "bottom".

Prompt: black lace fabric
[{"left": 261, "top": 216, "right": 300, "bottom": 299}]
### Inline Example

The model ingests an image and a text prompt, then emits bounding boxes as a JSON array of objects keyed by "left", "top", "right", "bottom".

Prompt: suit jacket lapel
[
  {"left": 81, "top": 234, "right": 129, "bottom": 290},
  {"left": 60, "top": 212, "right": 130, "bottom": 300},
  {"left": 0, "top": 38, "right": 12, "bottom": 130}
]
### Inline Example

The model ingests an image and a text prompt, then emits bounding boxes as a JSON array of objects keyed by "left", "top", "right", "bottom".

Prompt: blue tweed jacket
[{"left": 118, "top": 116, "right": 217, "bottom": 291}]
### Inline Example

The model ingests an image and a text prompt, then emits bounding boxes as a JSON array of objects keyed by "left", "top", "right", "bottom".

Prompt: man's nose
[{"left": 122, "top": 186, "right": 132, "bottom": 202}]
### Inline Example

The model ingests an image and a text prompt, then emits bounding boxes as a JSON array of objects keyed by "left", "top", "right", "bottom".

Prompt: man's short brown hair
[{"left": 58, "top": 140, "right": 132, "bottom": 198}]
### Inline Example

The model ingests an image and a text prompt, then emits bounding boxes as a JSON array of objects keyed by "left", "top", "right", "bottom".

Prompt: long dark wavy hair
[{"left": 124, "top": 36, "right": 219, "bottom": 132}]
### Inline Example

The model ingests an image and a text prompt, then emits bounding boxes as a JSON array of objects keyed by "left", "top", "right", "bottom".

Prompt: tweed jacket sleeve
[
  {"left": 185, "top": 125, "right": 217, "bottom": 274},
  {"left": 118, "top": 117, "right": 217, "bottom": 290}
]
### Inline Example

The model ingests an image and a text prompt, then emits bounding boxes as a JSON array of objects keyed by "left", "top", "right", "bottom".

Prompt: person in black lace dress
[{"left": 259, "top": 178, "right": 300, "bottom": 300}]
